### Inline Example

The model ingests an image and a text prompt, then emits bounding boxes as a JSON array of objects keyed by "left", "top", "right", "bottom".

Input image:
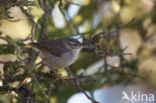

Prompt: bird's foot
[{"left": 52, "top": 70, "right": 67, "bottom": 84}]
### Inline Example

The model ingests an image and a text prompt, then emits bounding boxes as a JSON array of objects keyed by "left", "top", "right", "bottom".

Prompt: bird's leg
[
  {"left": 40, "top": 58, "right": 66, "bottom": 83},
  {"left": 50, "top": 69, "right": 67, "bottom": 84}
]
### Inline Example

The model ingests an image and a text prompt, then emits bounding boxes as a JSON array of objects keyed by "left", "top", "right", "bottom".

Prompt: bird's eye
[{"left": 71, "top": 43, "right": 78, "bottom": 46}]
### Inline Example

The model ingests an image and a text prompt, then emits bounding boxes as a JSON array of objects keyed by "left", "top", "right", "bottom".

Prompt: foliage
[{"left": 0, "top": 0, "right": 155, "bottom": 103}]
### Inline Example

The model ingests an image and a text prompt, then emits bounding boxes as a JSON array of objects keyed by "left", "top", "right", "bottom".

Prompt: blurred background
[{"left": 0, "top": 0, "right": 156, "bottom": 103}]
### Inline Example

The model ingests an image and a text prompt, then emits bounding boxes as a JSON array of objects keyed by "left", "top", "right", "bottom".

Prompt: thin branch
[
  {"left": 73, "top": 81, "right": 99, "bottom": 103},
  {"left": 30, "top": 22, "right": 35, "bottom": 40},
  {"left": 59, "top": 76, "right": 87, "bottom": 81},
  {"left": 45, "top": 85, "right": 53, "bottom": 103},
  {"left": 59, "top": 7, "right": 79, "bottom": 35},
  {"left": 20, "top": 7, "right": 35, "bottom": 23},
  {"left": 64, "top": 68, "right": 98, "bottom": 103},
  {"left": 64, "top": 0, "right": 81, "bottom": 6},
  {"left": 31, "top": 73, "right": 47, "bottom": 96},
  {"left": 37, "top": 0, "right": 46, "bottom": 11},
  {"left": 120, "top": 18, "right": 136, "bottom": 28},
  {"left": 104, "top": 56, "right": 108, "bottom": 73},
  {"left": 93, "top": 42, "right": 113, "bottom": 56}
]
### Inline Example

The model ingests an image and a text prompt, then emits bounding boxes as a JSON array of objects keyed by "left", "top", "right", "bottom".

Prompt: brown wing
[{"left": 29, "top": 39, "right": 69, "bottom": 57}]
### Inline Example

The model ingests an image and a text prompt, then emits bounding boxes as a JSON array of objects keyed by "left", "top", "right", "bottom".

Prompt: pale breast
[
  {"left": 61, "top": 49, "right": 80, "bottom": 67},
  {"left": 39, "top": 48, "right": 81, "bottom": 69}
]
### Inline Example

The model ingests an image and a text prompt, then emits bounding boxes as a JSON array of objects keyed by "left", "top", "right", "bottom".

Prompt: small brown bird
[{"left": 29, "top": 38, "right": 83, "bottom": 70}]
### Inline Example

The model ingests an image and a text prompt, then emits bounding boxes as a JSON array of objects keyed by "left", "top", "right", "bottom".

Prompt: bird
[{"left": 29, "top": 38, "right": 83, "bottom": 71}]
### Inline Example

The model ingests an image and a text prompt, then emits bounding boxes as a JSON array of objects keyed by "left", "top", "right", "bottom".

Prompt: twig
[
  {"left": 45, "top": 85, "right": 53, "bottom": 103},
  {"left": 59, "top": 7, "right": 79, "bottom": 35},
  {"left": 120, "top": 18, "right": 135, "bottom": 28},
  {"left": 59, "top": 76, "right": 87, "bottom": 81},
  {"left": 64, "top": 0, "right": 81, "bottom": 6},
  {"left": 84, "top": 18, "right": 136, "bottom": 57},
  {"left": 20, "top": 7, "right": 35, "bottom": 23},
  {"left": 93, "top": 42, "right": 113, "bottom": 56},
  {"left": 65, "top": 68, "right": 98, "bottom": 103},
  {"left": 104, "top": 56, "right": 108, "bottom": 72},
  {"left": 85, "top": 31, "right": 114, "bottom": 56},
  {"left": 73, "top": 81, "right": 99, "bottom": 103},
  {"left": 37, "top": 0, "right": 46, "bottom": 11},
  {"left": 30, "top": 22, "right": 35, "bottom": 40},
  {"left": 31, "top": 73, "right": 47, "bottom": 96}
]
